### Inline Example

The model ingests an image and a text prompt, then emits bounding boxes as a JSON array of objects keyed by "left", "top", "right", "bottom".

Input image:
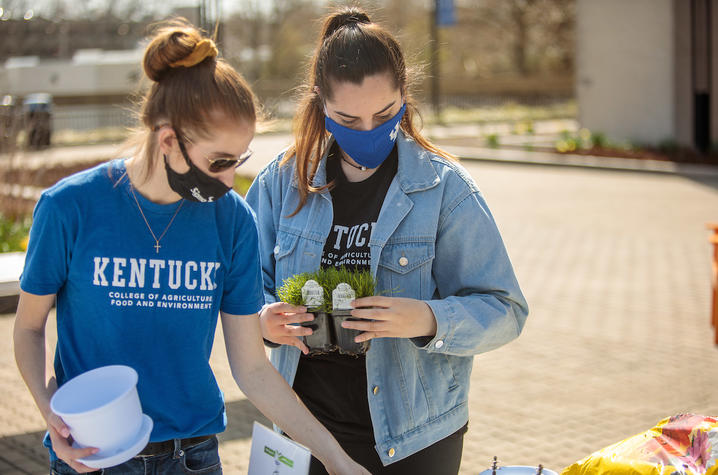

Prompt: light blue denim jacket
[{"left": 245, "top": 132, "right": 528, "bottom": 466}]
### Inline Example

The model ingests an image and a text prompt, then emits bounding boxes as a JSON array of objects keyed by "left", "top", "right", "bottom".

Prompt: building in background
[
  {"left": 0, "top": 6, "right": 203, "bottom": 132},
  {"left": 1, "top": 49, "right": 144, "bottom": 131},
  {"left": 576, "top": 0, "right": 717, "bottom": 152},
  {"left": 1, "top": 0, "right": 577, "bottom": 135}
]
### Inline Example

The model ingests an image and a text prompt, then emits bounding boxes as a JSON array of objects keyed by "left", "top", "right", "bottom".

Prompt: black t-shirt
[
  {"left": 320, "top": 142, "right": 397, "bottom": 270},
  {"left": 293, "top": 141, "right": 398, "bottom": 444}
]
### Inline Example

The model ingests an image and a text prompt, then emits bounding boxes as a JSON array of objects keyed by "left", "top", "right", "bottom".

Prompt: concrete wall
[
  {"left": 712, "top": 0, "right": 718, "bottom": 146},
  {"left": 673, "top": 0, "right": 693, "bottom": 147},
  {"left": 577, "top": 0, "right": 675, "bottom": 145},
  {"left": 3, "top": 49, "right": 143, "bottom": 98}
]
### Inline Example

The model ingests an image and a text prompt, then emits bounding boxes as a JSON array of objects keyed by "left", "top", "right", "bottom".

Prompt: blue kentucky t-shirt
[{"left": 20, "top": 159, "right": 264, "bottom": 452}]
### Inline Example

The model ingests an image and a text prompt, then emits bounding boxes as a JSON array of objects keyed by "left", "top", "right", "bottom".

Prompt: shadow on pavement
[
  {"left": 219, "top": 398, "right": 272, "bottom": 442},
  {"left": 0, "top": 295, "right": 19, "bottom": 315},
  {"left": 682, "top": 173, "right": 718, "bottom": 192},
  {"left": 0, "top": 430, "right": 48, "bottom": 474},
  {"left": 0, "top": 399, "right": 270, "bottom": 474}
]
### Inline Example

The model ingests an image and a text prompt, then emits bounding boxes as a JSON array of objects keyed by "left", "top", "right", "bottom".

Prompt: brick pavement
[{"left": 1, "top": 159, "right": 718, "bottom": 474}]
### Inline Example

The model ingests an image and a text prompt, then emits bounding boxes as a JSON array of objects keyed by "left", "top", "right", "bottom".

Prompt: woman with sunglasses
[
  {"left": 246, "top": 6, "right": 529, "bottom": 475},
  {"left": 13, "top": 20, "right": 368, "bottom": 475}
]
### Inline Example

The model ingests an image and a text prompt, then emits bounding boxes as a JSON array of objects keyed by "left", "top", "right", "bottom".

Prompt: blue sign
[{"left": 436, "top": 0, "right": 456, "bottom": 26}]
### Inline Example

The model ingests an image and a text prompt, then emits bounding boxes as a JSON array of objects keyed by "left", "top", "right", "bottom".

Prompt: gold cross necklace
[{"left": 129, "top": 185, "right": 184, "bottom": 254}]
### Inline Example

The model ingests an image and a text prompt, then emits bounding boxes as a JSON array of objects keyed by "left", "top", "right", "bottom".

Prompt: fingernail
[
  {"left": 61, "top": 428, "right": 70, "bottom": 438},
  {"left": 92, "top": 448, "right": 100, "bottom": 454}
]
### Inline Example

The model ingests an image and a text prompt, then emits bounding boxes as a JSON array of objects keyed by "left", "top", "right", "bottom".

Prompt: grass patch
[
  {"left": 426, "top": 100, "right": 576, "bottom": 125},
  {"left": 234, "top": 174, "right": 255, "bottom": 197},
  {"left": 277, "top": 267, "right": 377, "bottom": 313},
  {"left": 0, "top": 213, "right": 32, "bottom": 252}
]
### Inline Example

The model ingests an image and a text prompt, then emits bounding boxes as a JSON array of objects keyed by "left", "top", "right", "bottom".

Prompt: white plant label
[
  {"left": 301, "top": 280, "right": 323, "bottom": 308},
  {"left": 332, "top": 283, "right": 355, "bottom": 310}
]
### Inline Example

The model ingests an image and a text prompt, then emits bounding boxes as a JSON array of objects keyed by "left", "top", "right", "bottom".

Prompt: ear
[{"left": 156, "top": 126, "right": 177, "bottom": 155}]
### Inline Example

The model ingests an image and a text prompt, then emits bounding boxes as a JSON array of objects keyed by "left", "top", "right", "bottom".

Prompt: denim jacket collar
[
  {"left": 290, "top": 131, "right": 441, "bottom": 194},
  {"left": 394, "top": 132, "right": 441, "bottom": 194}
]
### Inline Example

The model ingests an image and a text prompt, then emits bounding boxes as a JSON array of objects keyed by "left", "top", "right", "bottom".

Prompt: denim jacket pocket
[
  {"left": 274, "top": 229, "right": 300, "bottom": 287},
  {"left": 438, "top": 354, "right": 460, "bottom": 391},
  {"left": 378, "top": 241, "right": 435, "bottom": 299}
]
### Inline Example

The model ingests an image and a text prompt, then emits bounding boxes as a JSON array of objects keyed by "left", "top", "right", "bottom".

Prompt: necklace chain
[
  {"left": 340, "top": 154, "right": 368, "bottom": 171},
  {"left": 129, "top": 185, "right": 184, "bottom": 254}
]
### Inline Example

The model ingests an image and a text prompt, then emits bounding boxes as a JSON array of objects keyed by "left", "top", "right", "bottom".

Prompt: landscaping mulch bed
[
  {"left": 436, "top": 137, "right": 718, "bottom": 166},
  {"left": 548, "top": 145, "right": 718, "bottom": 165},
  {"left": 0, "top": 160, "right": 108, "bottom": 217},
  {"left": 0, "top": 160, "right": 107, "bottom": 189}
]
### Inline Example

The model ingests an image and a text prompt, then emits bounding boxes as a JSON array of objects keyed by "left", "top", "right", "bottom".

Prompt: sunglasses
[
  {"left": 171, "top": 127, "right": 253, "bottom": 172},
  {"left": 204, "top": 148, "right": 253, "bottom": 172}
]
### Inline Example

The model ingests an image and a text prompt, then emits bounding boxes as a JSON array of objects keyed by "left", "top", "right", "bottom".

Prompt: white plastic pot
[{"left": 50, "top": 365, "right": 144, "bottom": 457}]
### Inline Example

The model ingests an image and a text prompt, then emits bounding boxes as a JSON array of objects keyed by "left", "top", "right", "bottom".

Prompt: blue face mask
[{"left": 324, "top": 102, "right": 406, "bottom": 169}]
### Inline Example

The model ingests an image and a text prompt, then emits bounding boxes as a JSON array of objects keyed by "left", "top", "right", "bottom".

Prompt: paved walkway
[{"left": 1, "top": 139, "right": 717, "bottom": 474}]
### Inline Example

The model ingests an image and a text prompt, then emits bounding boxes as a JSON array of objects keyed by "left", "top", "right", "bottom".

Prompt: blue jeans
[{"left": 50, "top": 436, "right": 222, "bottom": 475}]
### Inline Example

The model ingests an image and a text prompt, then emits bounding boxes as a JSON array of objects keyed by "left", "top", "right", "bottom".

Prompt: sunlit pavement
[{"left": 1, "top": 140, "right": 718, "bottom": 473}]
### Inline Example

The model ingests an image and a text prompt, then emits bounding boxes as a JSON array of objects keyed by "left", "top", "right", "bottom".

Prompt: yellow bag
[{"left": 562, "top": 414, "right": 718, "bottom": 475}]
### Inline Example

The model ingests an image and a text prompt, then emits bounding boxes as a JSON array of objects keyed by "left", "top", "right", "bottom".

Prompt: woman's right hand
[
  {"left": 259, "top": 302, "right": 314, "bottom": 354},
  {"left": 47, "top": 412, "right": 99, "bottom": 473}
]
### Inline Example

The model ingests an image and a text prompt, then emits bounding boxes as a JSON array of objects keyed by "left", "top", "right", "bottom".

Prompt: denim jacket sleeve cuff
[
  {"left": 409, "top": 299, "right": 454, "bottom": 353},
  {"left": 263, "top": 338, "right": 281, "bottom": 348},
  {"left": 263, "top": 293, "right": 277, "bottom": 306}
]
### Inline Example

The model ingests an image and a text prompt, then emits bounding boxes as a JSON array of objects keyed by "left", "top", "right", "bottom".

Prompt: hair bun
[
  {"left": 322, "top": 7, "right": 371, "bottom": 40},
  {"left": 143, "top": 20, "right": 213, "bottom": 82},
  {"left": 169, "top": 39, "right": 218, "bottom": 68}
]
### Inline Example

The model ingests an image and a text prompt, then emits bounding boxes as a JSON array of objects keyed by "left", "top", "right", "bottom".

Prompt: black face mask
[{"left": 164, "top": 134, "right": 231, "bottom": 203}]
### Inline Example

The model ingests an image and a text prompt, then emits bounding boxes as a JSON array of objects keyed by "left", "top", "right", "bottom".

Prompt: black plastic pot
[
  {"left": 331, "top": 310, "right": 371, "bottom": 356},
  {"left": 299, "top": 311, "right": 333, "bottom": 355}
]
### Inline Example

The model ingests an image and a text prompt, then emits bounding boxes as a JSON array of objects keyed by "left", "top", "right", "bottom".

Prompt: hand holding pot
[
  {"left": 259, "top": 302, "right": 314, "bottom": 354},
  {"left": 46, "top": 412, "right": 99, "bottom": 473},
  {"left": 345, "top": 296, "right": 437, "bottom": 342}
]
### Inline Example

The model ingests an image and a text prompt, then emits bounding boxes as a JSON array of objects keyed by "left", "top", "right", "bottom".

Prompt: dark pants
[
  {"left": 309, "top": 424, "right": 467, "bottom": 475},
  {"left": 50, "top": 436, "right": 222, "bottom": 475}
]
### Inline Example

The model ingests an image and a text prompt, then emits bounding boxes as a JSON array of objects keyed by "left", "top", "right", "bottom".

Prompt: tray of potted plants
[{"left": 276, "top": 267, "right": 377, "bottom": 356}]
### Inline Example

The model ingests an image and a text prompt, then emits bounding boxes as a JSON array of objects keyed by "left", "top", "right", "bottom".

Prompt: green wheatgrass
[{"left": 276, "top": 267, "right": 378, "bottom": 313}]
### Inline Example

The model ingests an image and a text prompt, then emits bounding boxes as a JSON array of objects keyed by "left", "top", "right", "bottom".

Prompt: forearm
[
  {"left": 222, "top": 312, "right": 348, "bottom": 468},
  {"left": 13, "top": 325, "right": 53, "bottom": 421},
  {"left": 234, "top": 358, "right": 343, "bottom": 466},
  {"left": 14, "top": 291, "right": 58, "bottom": 423}
]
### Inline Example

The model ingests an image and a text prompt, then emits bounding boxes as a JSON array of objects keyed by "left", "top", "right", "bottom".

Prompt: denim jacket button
[
  {"left": 273, "top": 245, "right": 280, "bottom": 255},
  {"left": 398, "top": 256, "right": 408, "bottom": 267},
  {"left": 372, "top": 385, "right": 379, "bottom": 395},
  {"left": 434, "top": 339, "right": 444, "bottom": 349},
  {"left": 388, "top": 448, "right": 396, "bottom": 457}
]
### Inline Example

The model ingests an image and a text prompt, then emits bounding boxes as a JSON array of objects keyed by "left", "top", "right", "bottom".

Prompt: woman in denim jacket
[{"left": 246, "top": 7, "right": 528, "bottom": 474}]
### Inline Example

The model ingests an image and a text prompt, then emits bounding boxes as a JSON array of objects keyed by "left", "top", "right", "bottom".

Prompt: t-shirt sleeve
[
  {"left": 220, "top": 204, "right": 265, "bottom": 315},
  {"left": 20, "top": 193, "right": 74, "bottom": 296}
]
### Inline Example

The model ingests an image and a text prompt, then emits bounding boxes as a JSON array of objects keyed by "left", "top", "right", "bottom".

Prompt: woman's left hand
[{"left": 343, "top": 296, "right": 437, "bottom": 342}]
